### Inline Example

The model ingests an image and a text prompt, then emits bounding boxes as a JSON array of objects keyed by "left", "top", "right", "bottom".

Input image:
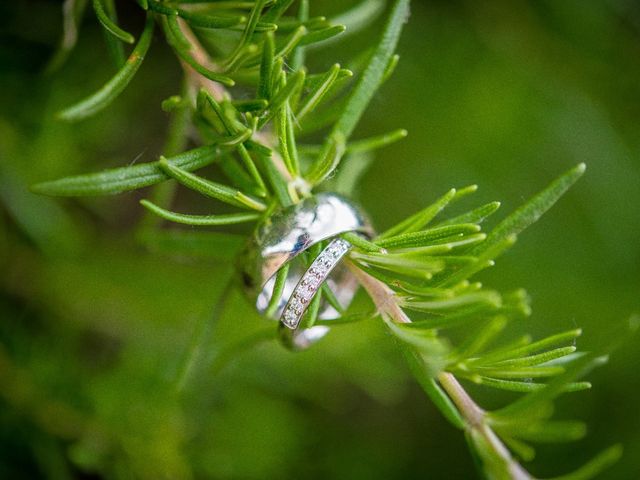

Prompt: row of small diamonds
[{"left": 281, "top": 238, "right": 352, "bottom": 329}]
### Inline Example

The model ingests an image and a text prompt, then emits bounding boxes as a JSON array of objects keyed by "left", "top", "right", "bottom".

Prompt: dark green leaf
[
  {"left": 306, "top": 0, "right": 409, "bottom": 184},
  {"left": 158, "top": 158, "right": 266, "bottom": 211},
  {"left": 92, "top": 0, "right": 134, "bottom": 44},
  {"left": 57, "top": 13, "right": 154, "bottom": 121}
]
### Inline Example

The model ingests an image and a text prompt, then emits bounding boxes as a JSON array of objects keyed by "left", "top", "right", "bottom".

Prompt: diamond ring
[{"left": 240, "top": 193, "right": 373, "bottom": 350}]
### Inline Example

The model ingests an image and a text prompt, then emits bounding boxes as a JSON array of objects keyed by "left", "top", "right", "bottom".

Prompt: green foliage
[
  {"left": 25, "top": 0, "right": 623, "bottom": 479},
  {"left": 56, "top": 13, "right": 155, "bottom": 121}
]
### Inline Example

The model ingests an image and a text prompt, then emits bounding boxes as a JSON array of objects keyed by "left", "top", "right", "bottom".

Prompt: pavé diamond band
[{"left": 281, "top": 238, "right": 352, "bottom": 329}]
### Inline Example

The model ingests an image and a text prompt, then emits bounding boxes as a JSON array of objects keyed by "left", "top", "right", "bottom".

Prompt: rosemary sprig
[{"left": 32, "top": 1, "right": 620, "bottom": 478}]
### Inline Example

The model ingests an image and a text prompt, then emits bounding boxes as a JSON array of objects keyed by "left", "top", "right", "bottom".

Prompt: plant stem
[{"left": 348, "top": 262, "right": 531, "bottom": 479}]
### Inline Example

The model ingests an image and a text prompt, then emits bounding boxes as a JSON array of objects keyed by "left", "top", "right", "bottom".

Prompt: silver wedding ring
[{"left": 241, "top": 193, "right": 373, "bottom": 350}]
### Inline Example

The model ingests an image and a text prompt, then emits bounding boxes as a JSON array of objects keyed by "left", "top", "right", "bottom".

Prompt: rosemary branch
[
  {"left": 32, "top": 1, "right": 622, "bottom": 477},
  {"left": 350, "top": 264, "right": 531, "bottom": 479}
]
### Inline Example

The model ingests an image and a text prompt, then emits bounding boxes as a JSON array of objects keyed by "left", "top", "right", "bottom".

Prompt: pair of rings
[{"left": 241, "top": 193, "right": 373, "bottom": 351}]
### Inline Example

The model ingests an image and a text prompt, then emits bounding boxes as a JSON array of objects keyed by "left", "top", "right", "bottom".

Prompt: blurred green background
[{"left": 1, "top": 0, "right": 639, "bottom": 478}]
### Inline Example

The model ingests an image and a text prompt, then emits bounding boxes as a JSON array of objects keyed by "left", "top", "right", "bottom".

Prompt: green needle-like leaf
[
  {"left": 377, "top": 224, "right": 481, "bottom": 249},
  {"left": 296, "top": 63, "right": 341, "bottom": 121},
  {"left": 275, "top": 25, "right": 307, "bottom": 59},
  {"left": 381, "top": 53, "right": 400, "bottom": 83},
  {"left": 438, "top": 202, "right": 501, "bottom": 227},
  {"left": 379, "top": 188, "right": 457, "bottom": 240},
  {"left": 306, "top": 0, "right": 410, "bottom": 184},
  {"left": 57, "top": 13, "right": 154, "bottom": 121},
  {"left": 290, "top": 0, "right": 309, "bottom": 70},
  {"left": 436, "top": 234, "right": 516, "bottom": 287},
  {"left": 140, "top": 200, "right": 261, "bottom": 225},
  {"left": 331, "top": 0, "right": 385, "bottom": 38},
  {"left": 176, "top": 9, "right": 245, "bottom": 29},
  {"left": 261, "top": 0, "right": 295, "bottom": 23},
  {"left": 99, "top": 0, "right": 126, "bottom": 67},
  {"left": 346, "top": 129, "right": 408, "bottom": 155},
  {"left": 226, "top": 0, "right": 267, "bottom": 69},
  {"left": 546, "top": 445, "right": 623, "bottom": 480},
  {"left": 471, "top": 329, "right": 582, "bottom": 366},
  {"left": 32, "top": 144, "right": 222, "bottom": 196},
  {"left": 472, "top": 377, "right": 591, "bottom": 393},
  {"left": 198, "top": 91, "right": 267, "bottom": 195},
  {"left": 45, "top": 0, "right": 89, "bottom": 73},
  {"left": 258, "top": 31, "right": 275, "bottom": 99},
  {"left": 276, "top": 101, "right": 300, "bottom": 176},
  {"left": 158, "top": 157, "right": 266, "bottom": 211},
  {"left": 265, "top": 263, "right": 290, "bottom": 318},
  {"left": 487, "top": 347, "right": 577, "bottom": 368},
  {"left": 402, "top": 291, "right": 502, "bottom": 314},
  {"left": 299, "top": 25, "right": 346, "bottom": 46},
  {"left": 341, "top": 232, "right": 384, "bottom": 253},
  {"left": 491, "top": 355, "right": 605, "bottom": 419},
  {"left": 470, "top": 366, "right": 566, "bottom": 379},
  {"left": 92, "top": 0, "right": 134, "bottom": 44},
  {"left": 259, "top": 69, "right": 306, "bottom": 128},
  {"left": 471, "top": 163, "right": 586, "bottom": 256},
  {"left": 308, "top": 132, "right": 346, "bottom": 184},
  {"left": 502, "top": 420, "right": 587, "bottom": 443}
]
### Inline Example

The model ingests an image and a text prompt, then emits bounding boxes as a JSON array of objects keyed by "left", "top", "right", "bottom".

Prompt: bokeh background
[{"left": 1, "top": 0, "right": 639, "bottom": 478}]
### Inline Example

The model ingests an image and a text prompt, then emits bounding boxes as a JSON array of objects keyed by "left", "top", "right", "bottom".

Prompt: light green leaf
[
  {"left": 347, "top": 129, "right": 408, "bottom": 155},
  {"left": 491, "top": 355, "right": 605, "bottom": 419},
  {"left": 297, "top": 64, "right": 341, "bottom": 121},
  {"left": 377, "top": 224, "right": 481, "bottom": 249},
  {"left": 438, "top": 201, "right": 501, "bottom": 227},
  {"left": 471, "top": 163, "right": 586, "bottom": 256},
  {"left": 485, "top": 347, "right": 577, "bottom": 368},
  {"left": 299, "top": 25, "right": 346, "bottom": 46},
  {"left": 31, "top": 144, "right": 222, "bottom": 196},
  {"left": 472, "top": 377, "right": 591, "bottom": 393},
  {"left": 471, "top": 329, "right": 582, "bottom": 366},
  {"left": 259, "top": 69, "right": 306, "bottom": 128},
  {"left": 379, "top": 188, "right": 457, "bottom": 240}
]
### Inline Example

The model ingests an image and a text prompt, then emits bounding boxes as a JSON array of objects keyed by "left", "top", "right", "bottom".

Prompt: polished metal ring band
[{"left": 240, "top": 193, "right": 373, "bottom": 351}]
